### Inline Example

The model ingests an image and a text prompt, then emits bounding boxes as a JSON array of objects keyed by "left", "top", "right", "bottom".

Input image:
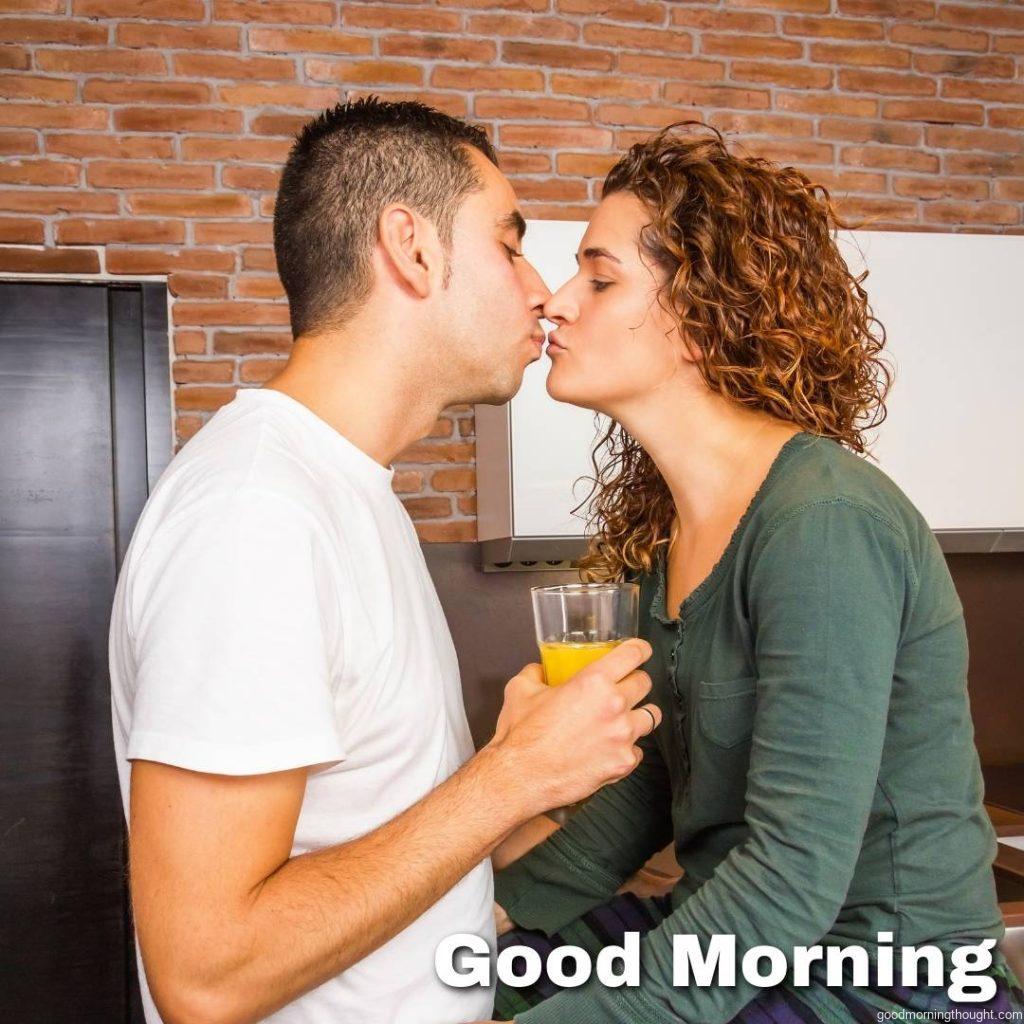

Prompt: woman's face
[{"left": 543, "top": 191, "right": 685, "bottom": 414}]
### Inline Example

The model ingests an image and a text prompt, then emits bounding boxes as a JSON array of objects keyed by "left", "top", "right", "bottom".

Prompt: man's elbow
[{"left": 151, "top": 976, "right": 249, "bottom": 1024}]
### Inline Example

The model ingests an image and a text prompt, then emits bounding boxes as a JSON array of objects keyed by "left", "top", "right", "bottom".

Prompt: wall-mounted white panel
[{"left": 494, "top": 221, "right": 1024, "bottom": 541}]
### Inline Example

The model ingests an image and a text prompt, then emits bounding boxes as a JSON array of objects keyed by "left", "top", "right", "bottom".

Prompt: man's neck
[{"left": 262, "top": 326, "right": 448, "bottom": 470}]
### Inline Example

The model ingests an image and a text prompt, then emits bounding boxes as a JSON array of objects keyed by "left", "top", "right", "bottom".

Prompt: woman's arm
[
  {"left": 513, "top": 499, "right": 911, "bottom": 1024},
  {"left": 494, "top": 728, "right": 674, "bottom": 936}
]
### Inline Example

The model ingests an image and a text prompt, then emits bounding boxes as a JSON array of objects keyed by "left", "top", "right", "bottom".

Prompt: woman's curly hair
[{"left": 577, "top": 120, "right": 892, "bottom": 583}]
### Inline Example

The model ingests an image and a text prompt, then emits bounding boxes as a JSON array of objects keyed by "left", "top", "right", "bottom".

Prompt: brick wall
[{"left": 1, "top": 0, "right": 1022, "bottom": 541}]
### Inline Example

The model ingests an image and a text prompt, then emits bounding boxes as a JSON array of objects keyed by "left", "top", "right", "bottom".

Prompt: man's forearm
[{"left": 181, "top": 743, "right": 525, "bottom": 1024}]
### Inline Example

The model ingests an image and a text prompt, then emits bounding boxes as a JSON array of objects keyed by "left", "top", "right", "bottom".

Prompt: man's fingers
[
  {"left": 630, "top": 702, "right": 663, "bottom": 740},
  {"left": 507, "top": 663, "right": 545, "bottom": 694},
  {"left": 617, "top": 667, "right": 653, "bottom": 709}
]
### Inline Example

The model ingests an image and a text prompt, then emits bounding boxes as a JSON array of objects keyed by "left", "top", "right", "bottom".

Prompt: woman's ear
[{"left": 376, "top": 203, "right": 443, "bottom": 300}]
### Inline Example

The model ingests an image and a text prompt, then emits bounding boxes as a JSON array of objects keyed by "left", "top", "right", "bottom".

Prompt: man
[{"left": 109, "top": 97, "right": 661, "bottom": 1024}]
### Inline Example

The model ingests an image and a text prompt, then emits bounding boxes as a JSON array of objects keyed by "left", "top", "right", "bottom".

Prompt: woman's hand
[{"left": 494, "top": 900, "right": 514, "bottom": 937}]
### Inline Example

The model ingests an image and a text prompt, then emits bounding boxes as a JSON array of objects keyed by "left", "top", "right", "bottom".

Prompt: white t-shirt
[{"left": 109, "top": 387, "right": 495, "bottom": 1024}]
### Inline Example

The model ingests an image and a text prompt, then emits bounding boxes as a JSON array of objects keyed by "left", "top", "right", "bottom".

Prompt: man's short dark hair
[{"left": 273, "top": 96, "right": 498, "bottom": 338}]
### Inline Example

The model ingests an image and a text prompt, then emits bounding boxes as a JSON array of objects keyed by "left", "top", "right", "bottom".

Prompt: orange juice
[{"left": 539, "top": 638, "right": 625, "bottom": 686}]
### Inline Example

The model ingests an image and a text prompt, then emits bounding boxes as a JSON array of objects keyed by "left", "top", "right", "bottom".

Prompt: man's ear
[{"left": 377, "top": 203, "right": 443, "bottom": 300}]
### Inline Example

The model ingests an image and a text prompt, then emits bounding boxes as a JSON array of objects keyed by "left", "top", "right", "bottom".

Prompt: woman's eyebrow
[{"left": 575, "top": 246, "right": 623, "bottom": 265}]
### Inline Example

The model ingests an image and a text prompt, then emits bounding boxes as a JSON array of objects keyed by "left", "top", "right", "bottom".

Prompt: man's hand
[{"left": 488, "top": 638, "right": 660, "bottom": 819}]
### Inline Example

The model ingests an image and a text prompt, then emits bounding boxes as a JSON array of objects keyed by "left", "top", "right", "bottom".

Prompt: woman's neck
[{"left": 610, "top": 381, "right": 800, "bottom": 533}]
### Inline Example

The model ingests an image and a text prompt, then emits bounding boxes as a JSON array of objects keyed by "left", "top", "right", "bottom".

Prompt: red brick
[
  {"left": 431, "top": 65, "right": 545, "bottom": 92},
  {"left": 218, "top": 83, "right": 341, "bottom": 109},
  {"left": 115, "top": 107, "right": 243, "bottom": 134},
  {"left": 700, "top": 34, "right": 802, "bottom": 59},
  {"left": 344, "top": 6, "right": 461, "bottom": 31},
  {"left": 914, "top": 54, "right": 1016, "bottom": 80},
  {"left": 882, "top": 99, "right": 984, "bottom": 127},
  {"left": 402, "top": 496, "right": 454, "bottom": 520},
  {"left": 889, "top": 24, "right": 988, "bottom": 53},
  {"left": 619, "top": 54, "right": 726, "bottom": 81},
  {"left": 223, "top": 166, "right": 281, "bottom": 192},
  {"left": 47, "top": 134, "right": 175, "bottom": 159},
  {"left": 817, "top": 118, "right": 920, "bottom": 145},
  {"left": 193, "top": 221, "right": 273, "bottom": 245},
  {"left": 503, "top": 41, "right": 614, "bottom": 71},
  {"left": 415, "top": 521, "right": 476, "bottom": 542},
  {"left": 0, "top": 74, "right": 76, "bottom": 102},
  {"left": 925, "top": 125, "right": 1024, "bottom": 155},
  {"left": 501, "top": 152, "right": 552, "bottom": 174},
  {"left": 561, "top": 0, "right": 664, "bottom": 23},
  {"left": 175, "top": 414, "right": 204, "bottom": 444},
  {"left": 922, "top": 202, "right": 1019, "bottom": 226},
  {"left": 308, "top": 60, "right": 424, "bottom": 86},
  {"left": 35, "top": 48, "right": 167, "bottom": 74},
  {"left": 663, "top": 84, "right": 772, "bottom": 109},
  {"left": 0, "top": 189, "right": 118, "bottom": 214},
  {"left": 0, "top": 246, "right": 100, "bottom": 273},
  {"left": 838, "top": 70, "right": 937, "bottom": 97},
  {"left": 892, "top": 176, "right": 988, "bottom": 201},
  {"left": 731, "top": 138, "right": 835, "bottom": 165},
  {"left": 832, "top": 196, "right": 919, "bottom": 224},
  {"left": 0, "top": 18, "right": 106, "bottom": 44},
  {"left": 117, "top": 23, "right": 241, "bottom": 50},
  {"left": 74, "top": 0, "right": 204, "bottom": 16},
  {"left": 181, "top": 138, "right": 292, "bottom": 163},
  {"left": 726, "top": 0, "right": 829, "bottom": 9},
  {"left": 398, "top": 441, "right": 475, "bottom": 464},
  {"left": 777, "top": 93, "right": 878, "bottom": 118},
  {"left": 837, "top": 0, "right": 934, "bottom": 16},
  {"left": 173, "top": 301, "right": 289, "bottom": 326},
  {"left": 213, "top": 330, "right": 292, "bottom": 354},
  {"left": 942, "top": 80, "right": 1024, "bottom": 106},
  {"left": 235, "top": 276, "right": 285, "bottom": 299},
  {"left": 511, "top": 178, "right": 589, "bottom": 202},
  {"left": 173, "top": 359, "right": 235, "bottom": 384},
  {"left": 106, "top": 248, "right": 235, "bottom": 273},
  {"left": 937, "top": 4, "right": 1024, "bottom": 32},
  {"left": 241, "top": 247, "right": 278, "bottom": 272},
  {"left": 174, "top": 53, "right": 296, "bottom": 80},
  {"left": 249, "top": 28, "right": 373, "bottom": 55},
  {"left": 0, "top": 159, "right": 79, "bottom": 186},
  {"left": 392, "top": 470, "right": 424, "bottom": 494},
  {"left": 584, "top": 23, "right": 683, "bottom": 54},
  {"left": 556, "top": 152, "right": 619, "bottom": 176},
  {"left": 670, "top": 8, "right": 774, "bottom": 31},
  {"left": 466, "top": 14, "right": 578, "bottom": 41},
  {"left": 945, "top": 153, "right": 1024, "bottom": 177},
  {"left": 994, "top": 180, "right": 1024, "bottom": 202},
  {"left": 432, "top": 468, "right": 476, "bottom": 492},
  {"left": 804, "top": 168, "right": 887, "bottom": 194},
  {"left": 782, "top": 15, "right": 882, "bottom": 39},
  {"left": 501, "top": 124, "right": 613, "bottom": 149},
  {"left": 550, "top": 73, "right": 657, "bottom": 100},
  {"left": 381, "top": 35, "right": 496, "bottom": 62},
  {"left": 83, "top": 79, "right": 211, "bottom": 105},
  {"left": 994, "top": 36, "right": 1024, "bottom": 56},
  {"left": 0, "top": 130, "right": 37, "bottom": 155},
  {"left": 841, "top": 145, "right": 939, "bottom": 173},
  {"left": 0, "top": 45, "right": 29, "bottom": 70},
  {"left": 456, "top": 495, "right": 477, "bottom": 516},
  {"left": 0, "top": 0, "right": 61, "bottom": 11},
  {"left": 173, "top": 330, "right": 206, "bottom": 355},
  {"left": 57, "top": 218, "right": 186, "bottom": 244},
  {"left": 175, "top": 386, "right": 238, "bottom": 412},
  {"left": 0, "top": 217, "right": 43, "bottom": 243},
  {"left": 128, "top": 193, "right": 252, "bottom": 218},
  {"left": 520, "top": 201, "right": 595, "bottom": 219},
  {"left": 0, "top": 104, "right": 108, "bottom": 129},
  {"left": 475, "top": 96, "right": 589, "bottom": 121},
  {"left": 214, "top": 0, "right": 334, "bottom": 22},
  {"left": 809, "top": 43, "right": 911, "bottom": 69},
  {"left": 344, "top": 90, "right": 468, "bottom": 117},
  {"left": 88, "top": 161, "right": 214, "bottom": 190},
  {"left": 239, "top": 358, "right": 286, "bottom": 383},
  {"left": 708, "top": 112, "right": 815, "bottom": 138},
  {"left": 729, "top": 61, "right": 833, "bottom": 90},
  {"left": 989, "top": 109, "right": 1024, "bottom": 132}
]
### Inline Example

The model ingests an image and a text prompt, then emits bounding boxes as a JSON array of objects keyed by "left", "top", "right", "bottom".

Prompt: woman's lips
[{"left": 547, "top": 332, "right": 567, "bottom": 353}]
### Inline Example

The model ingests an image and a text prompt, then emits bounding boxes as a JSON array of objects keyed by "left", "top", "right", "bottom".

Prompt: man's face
[{"left": 438, "top": 147, "right": 551, "bottom": 405}]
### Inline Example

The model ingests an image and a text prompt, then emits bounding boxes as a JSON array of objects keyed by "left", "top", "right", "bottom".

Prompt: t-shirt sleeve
[{"left": 124, "top": 487, "right": 347, "bottom": 776}]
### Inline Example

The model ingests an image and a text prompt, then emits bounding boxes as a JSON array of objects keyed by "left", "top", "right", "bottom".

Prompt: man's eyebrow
[
  {"left": 575, "top": 246, "right": 622, "bottom": 265},
  {"left": 497, "top": 210, "right": 527, "bottom": 243}
]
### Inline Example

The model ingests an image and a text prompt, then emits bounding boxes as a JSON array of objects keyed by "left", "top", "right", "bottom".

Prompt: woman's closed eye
[{"left": 590, "top": 279, "right": 612, "bottom": 292}]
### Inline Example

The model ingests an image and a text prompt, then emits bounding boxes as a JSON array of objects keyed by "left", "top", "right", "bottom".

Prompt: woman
[{"left": 487, "top": 123, "right": 1024, "bottom": 1024}]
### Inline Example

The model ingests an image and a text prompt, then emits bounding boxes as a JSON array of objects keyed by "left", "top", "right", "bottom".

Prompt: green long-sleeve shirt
[{"left": 494, "top": 431, "right": 1004, "bottom": 1024}]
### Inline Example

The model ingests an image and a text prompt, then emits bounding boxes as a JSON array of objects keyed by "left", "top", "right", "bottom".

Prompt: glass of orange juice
[{"left": 531, "top": 582, "right": 640, "bottom": 686}]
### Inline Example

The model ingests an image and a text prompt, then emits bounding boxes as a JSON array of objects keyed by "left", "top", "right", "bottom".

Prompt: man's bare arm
[{"left": 130, "top": 640, "right": 659, "bottom": 1024}]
